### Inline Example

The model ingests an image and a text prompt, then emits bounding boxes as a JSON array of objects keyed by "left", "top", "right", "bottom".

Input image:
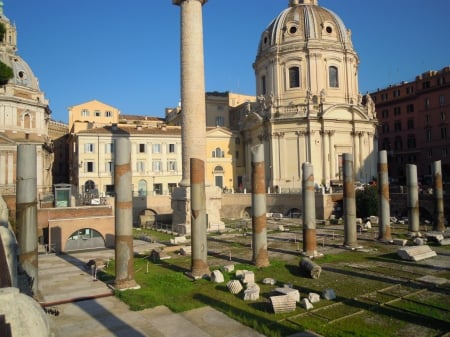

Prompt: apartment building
[
  {"left": 69, "top": 124, "right": 182, "bottom": 198},
  {"left": 371, "top": 66, "right": 450, "bottom": 184}
]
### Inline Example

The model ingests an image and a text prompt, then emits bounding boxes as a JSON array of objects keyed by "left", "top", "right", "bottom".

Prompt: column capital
[{"left": 173, "top": 0, "right": 207, "bottom": 5}]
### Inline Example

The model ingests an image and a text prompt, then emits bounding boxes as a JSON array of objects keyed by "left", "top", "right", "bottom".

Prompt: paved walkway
[{"left": 37, "top": 244, "right": 320, "bottom": 337}]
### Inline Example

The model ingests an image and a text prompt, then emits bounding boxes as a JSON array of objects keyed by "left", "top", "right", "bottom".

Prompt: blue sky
[{"left": 6, "top": 0, "right": 450, "bottom": 123}]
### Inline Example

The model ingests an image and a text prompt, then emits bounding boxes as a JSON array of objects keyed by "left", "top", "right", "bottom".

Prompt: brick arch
[{"left": 48, "top": 216, "right": 114, "bottom": 252}]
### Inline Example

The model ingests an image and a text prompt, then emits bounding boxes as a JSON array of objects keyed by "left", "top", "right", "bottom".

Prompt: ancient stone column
[
  {"left": 302, "top": 162, "right": 317, "bottom": 256},
  {"left": 343, "top": 153, "right": 358, "bottom": 248},
  {"left": 406, "top": 164, "right": 420, "bottom": 235},
  {"left": 377, "top": 150, "right": 392, "bottom": 241},
  {"left": 251, "top": 144, "right": 269, "bottom": 267},
  {"left": 190, "top": 158, "right": 210, "bottom": 278},
  {"left": 16, "top": 144, "right": 38, "bottom": 295},
  {"left": 114, "top": 138, "right": 138, "bottom": 290},
  {"left": 173, "top": 0, "right": 207, "bottom": 187},
  {"left": 432, "top": 160, "right": 446, "bottom": 232}
]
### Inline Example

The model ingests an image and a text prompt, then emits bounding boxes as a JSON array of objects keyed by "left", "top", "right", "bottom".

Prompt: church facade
[
  {"left": 0, "top": 4, "right": 53, "bottom": 204},
  {"left": 241, "top": 0, "right": 378, "bottom": 192}
]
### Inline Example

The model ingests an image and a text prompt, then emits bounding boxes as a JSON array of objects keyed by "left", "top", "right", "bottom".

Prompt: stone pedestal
[{"left": 171, "top": 185, "right": 224, "bottom": 234}]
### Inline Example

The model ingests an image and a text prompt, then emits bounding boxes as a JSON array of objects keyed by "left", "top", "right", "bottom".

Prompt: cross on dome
[{"left": 289, "top": 0, "right": 318, "bottom": 6}]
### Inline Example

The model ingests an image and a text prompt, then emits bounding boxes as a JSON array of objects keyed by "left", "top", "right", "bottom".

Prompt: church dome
[
  {"left": 257, "top": 0, "right": 353, "bottom": 57},
  {"left": 0, "top": 4, "right": 41, "bottom": 91}
]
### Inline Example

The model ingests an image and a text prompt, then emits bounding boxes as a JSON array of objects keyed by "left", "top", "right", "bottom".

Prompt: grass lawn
[{"left": 98, "top": 228, "right": 450, "bottom": 337}]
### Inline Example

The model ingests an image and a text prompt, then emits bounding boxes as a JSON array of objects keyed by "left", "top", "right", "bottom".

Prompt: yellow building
[
  {"left": 69, "top": 124, "right": 182, "bottom": 199},
  {"left": 166, "top": 91, "right": 256, "bottom": 128},
  {"left": 205, "top": 126, "right": 244, "bottom": 191},
  {"left": 68, "top": 100, "right": 120, "bottom": 133}
]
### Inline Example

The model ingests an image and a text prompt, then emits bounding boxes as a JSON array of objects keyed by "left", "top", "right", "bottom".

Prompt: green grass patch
[{"left": 100, "top": 235, "right": 449, "bottom": 337}]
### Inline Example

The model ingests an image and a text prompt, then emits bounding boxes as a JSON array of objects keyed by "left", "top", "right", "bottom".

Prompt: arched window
[
  {"left": 212, "top": 147, "right": 224, "bottom": 158},
  {"left": 289, "top": 66, "right": 300, "bottom": 88},
  {"left": 138, "top": 179, "right": 147, "bottom": 196},
  {"left": 214, "top": 165, "right": 224, "bottom": 173},
  {"left": 329, "top": 66, "right": 339, "bottom": 88},
  {"left": 261, "top": 75, "right": 267, "bottom": 95}
]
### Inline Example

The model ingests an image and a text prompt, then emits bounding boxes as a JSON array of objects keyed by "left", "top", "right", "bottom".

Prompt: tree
[
  {"left": 0, "top": 22, "right": 5, "bottom": 42},
  {"left": 0, "top": 61, "right": 13, "bottom": 85},
  {"left": 356, "top": 185, "right": 378, "bottom": 218}
]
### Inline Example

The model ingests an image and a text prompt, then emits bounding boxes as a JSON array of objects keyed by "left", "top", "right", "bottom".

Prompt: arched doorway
[
  {"left": 214, "top": 165, "right": 224, "bottom": 189},
  {"left": 84, "top": 180, "right": 96, "bottom": 193},
  {"left": 65, "top": 228, "right": 105, "bottom": 251},
  {"left": 138, "top": 179, "right": 147, "bottom": 196}
]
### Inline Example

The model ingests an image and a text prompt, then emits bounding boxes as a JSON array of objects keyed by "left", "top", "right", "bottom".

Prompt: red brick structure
[{"left": 371, "top": 66, "right": 450, "bottom": 185}]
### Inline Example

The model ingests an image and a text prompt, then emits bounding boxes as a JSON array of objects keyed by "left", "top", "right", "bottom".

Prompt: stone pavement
[{"left": 37, "top": 243, "right": 321, "bottom": 337}]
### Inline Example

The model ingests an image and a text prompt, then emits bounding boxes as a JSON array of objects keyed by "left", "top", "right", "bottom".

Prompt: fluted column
[{"left": 173, "top": 0, "right": 207, "bottom": 186}]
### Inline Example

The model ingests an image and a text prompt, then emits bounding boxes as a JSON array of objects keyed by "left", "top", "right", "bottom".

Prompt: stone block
[
  {"left": 413, "top": 237, "right": 425, "bottom": 246},
  {"left": 300, "top": 257, "right": 322, "bottom": 279},
  {"left": 223, "top": 264, "right": 234, "bottom": 273},
  {"left": 322, "top": 288, "right": 336, "bottom": 300},
  {"left": 393, "top": 239, "right": 407, "bottom": 246},
  {"left": 308, "top": 292, "right": 321, "bottom": 303},
  {"left": 170, "top": 236, "right": 187, "bottom": 244},
  {"left": 425, "top": 231, "right": 444, "bottom": 242},
  {"left": 241, "top": 271, "right": 255, "bottom": 284},
  {"left": 235, "top": 269, "right": 248, "bottom": 278},
  {"left": 275, "top": 286, "right": 300, "bottom": 302},
  {"left": 439, "top": 238, "right": 450, "bottom": 246},
  {"left": 210, "top": 270, "right": 224, "bottom": 283},
  {"left": 301, "top": 298, "right": 313, "bottom": 310},
  {"left": 226, "top": 280, "right": 243, "bottom": 294},
  {"left": 397, "top": 245, "right": 437, "bottom": 261},
  {"left": 270, "top": 295, "right": 296, "bottom": 313},
  {"left": 150, "top": 249, "right": 170, "bottom": 262},
  {"left": 262, "top": 277, "right": 276, "bottom": 285},
  {"left": 244, "top": 283, "right": 260, "bottom": 301},
  {"left": 179, "top": 246, "right": 191, "bottom": 256}
]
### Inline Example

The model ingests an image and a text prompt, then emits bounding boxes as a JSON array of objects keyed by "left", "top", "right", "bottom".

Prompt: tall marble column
[
  {"left": 343, "top": 153, "right": 358, "bottom": 248},
  {"left": 432, "top": 160, "right": 446, "bottom": 232},
  {"left": 190, "top": 158, "right": 210, "bottom": 277},
  {"left": 377, "top": 150, "right": 392, "bottom": 241},
  {"left": 172, "top": 0, "right": 208, "bottom": 233},
  {"left": 173, "top": 0, "right": 207, "bottom": 186},
  {"left": 251, "top": 144, "right": 270, "bottom": 267},
  {"left": 16, "top": 144, "right": 38, "bottom": 295},
  {"left": 114, "top": 138, "right": 139, "bottom": 290},
  {"left": 302, "top": 162, "right": 317, "bottom": 257},
  {"left": 406, "top": 164, "right": 420, "bottom": 236}
]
